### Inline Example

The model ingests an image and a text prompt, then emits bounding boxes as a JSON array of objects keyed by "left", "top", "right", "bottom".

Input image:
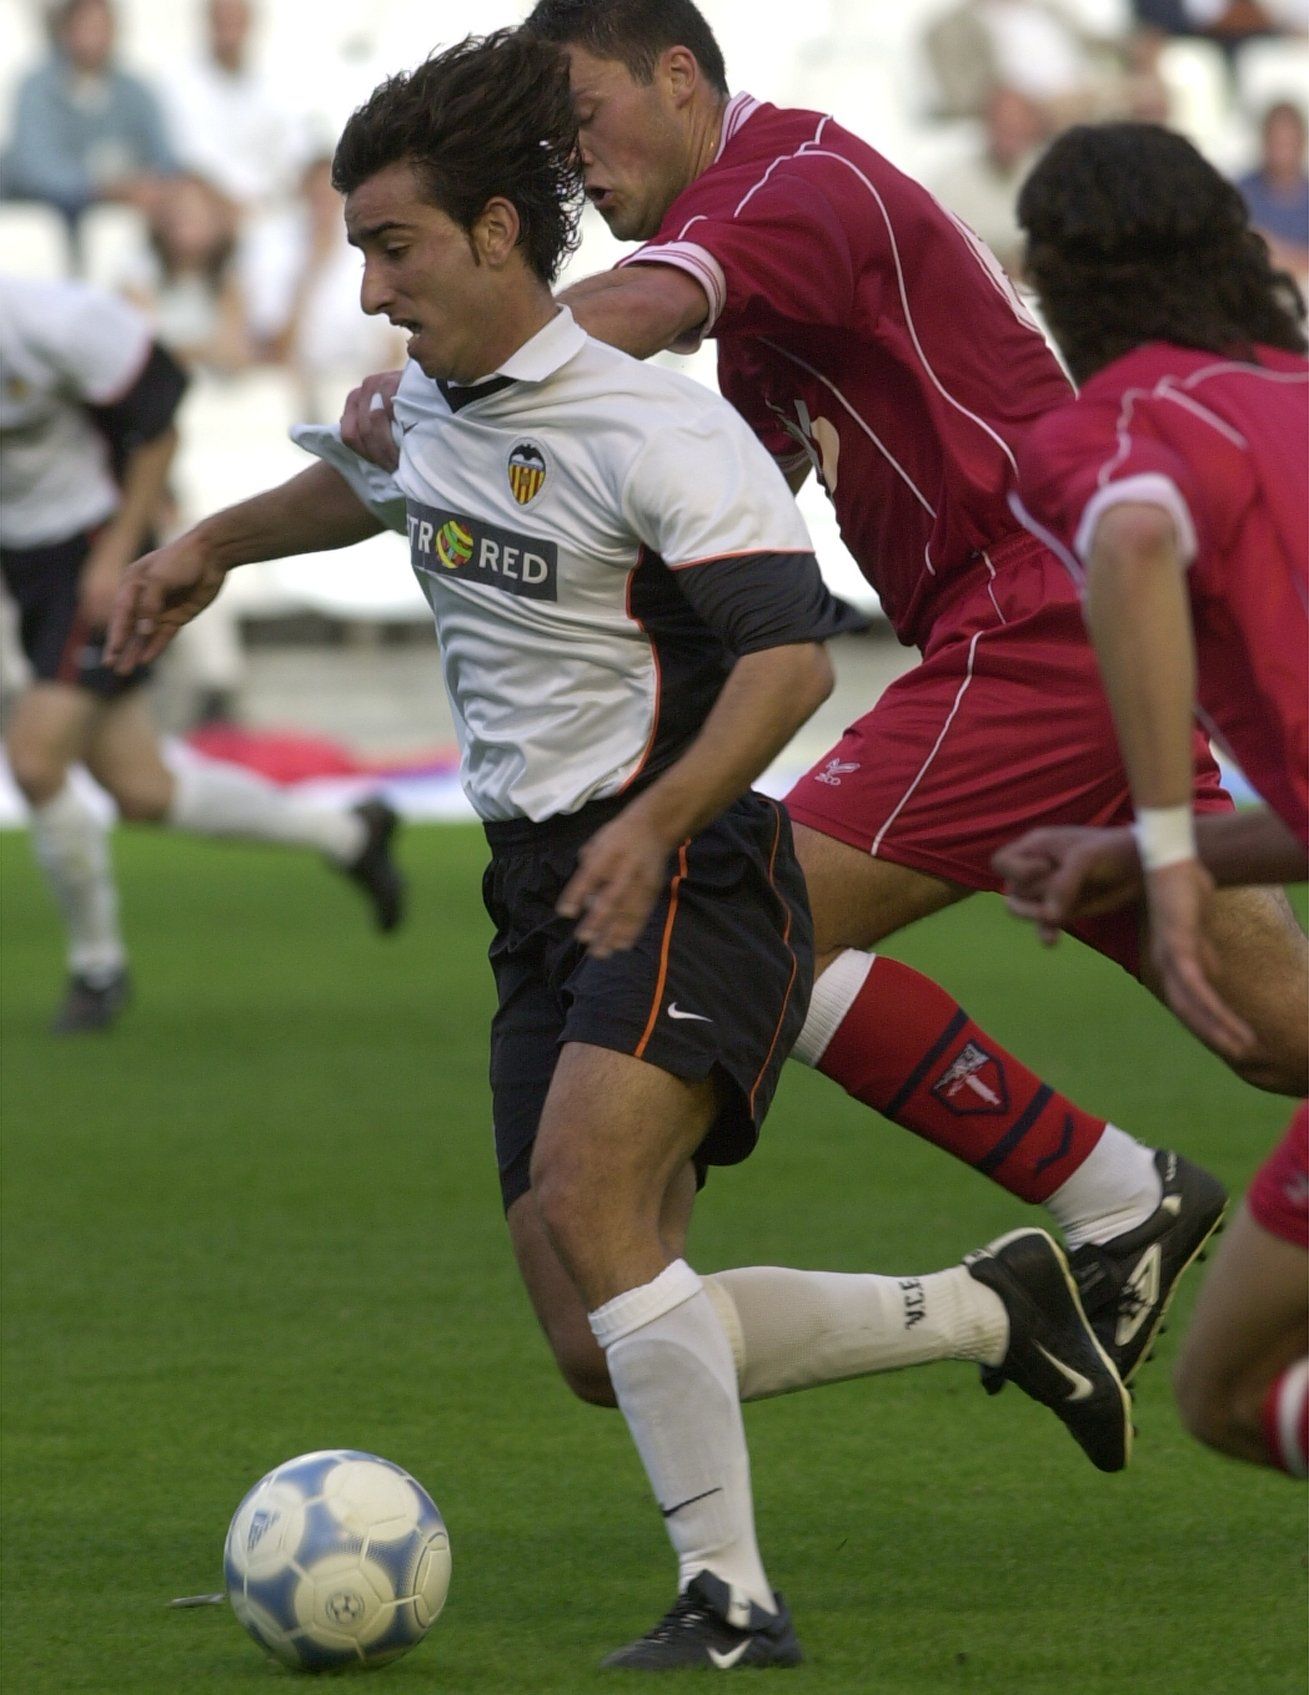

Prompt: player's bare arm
[
  {"left": 107, "top": 461, "right": 383, "bottom": 673},
  {"left": 559, "top": 641, "right": 833, "bottom": 957},
  {"left": 556, "top": 263, "right": 708, "bottom": 359},
  {"left": 1081, "top": 501, "right": 1260, "bottom": 1058},
  {"left": 79, "top": 426, "right": 178, "bottom": 628}
]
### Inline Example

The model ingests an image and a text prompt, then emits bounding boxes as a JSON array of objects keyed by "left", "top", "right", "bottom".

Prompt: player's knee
[
  {"left": 1173, "top": 1356, "right": 1251, "bottom": 1460},
  {"left": 551, "top": 1340, "right": 617, "bottom": 1408},
  {"left": 1224, "top": 1035, "right": 1309, "bottom": 1099},
  {"left": 91, "top": 764, "right": 171, "bottom": 824},
  {"left": 7, "top": 743, "right": 67, "bottom": 805}
]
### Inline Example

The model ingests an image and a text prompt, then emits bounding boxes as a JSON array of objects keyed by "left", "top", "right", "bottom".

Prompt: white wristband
[{"left": 1134, "top": 805, "right": 1198, "bottom": 872}]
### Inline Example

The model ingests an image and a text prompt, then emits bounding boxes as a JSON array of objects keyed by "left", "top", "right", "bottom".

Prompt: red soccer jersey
[
  {"left": 619, "top": 94, "right": 1072, "bottom": 646},
  {"left": 1014, "top": 342, "right": 1309, "bottom": 847}
]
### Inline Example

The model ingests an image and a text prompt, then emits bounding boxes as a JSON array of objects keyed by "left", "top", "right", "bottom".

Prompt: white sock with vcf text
[{"left": 589, "top": 1259, "right": 775, "bottom": 1620}]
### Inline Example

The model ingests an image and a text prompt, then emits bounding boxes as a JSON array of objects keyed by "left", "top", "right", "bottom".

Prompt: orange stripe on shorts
[{"left": 634, "top": 840, "right": 691, "bottom": 1059}]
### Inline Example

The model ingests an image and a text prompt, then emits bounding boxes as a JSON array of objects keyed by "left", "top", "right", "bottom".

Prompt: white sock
[
  {"left": 792, "top": 948, "right": 874, "bottom": 1067},
  {"left": 589, "top": 1259, "right": 774, "bottom": 1618},
  {"left": 1044, "top": 1125, "right": 1162, "bottom": 1252},
  {"left": 167, "top": 761, "right": 366, "bottom": 863},
  {"left": 30, "top": 781, "right": 125, "bottom": 981},
  {"left": 704, "top": 1263, "right": 1007, "bottom": 1401}
]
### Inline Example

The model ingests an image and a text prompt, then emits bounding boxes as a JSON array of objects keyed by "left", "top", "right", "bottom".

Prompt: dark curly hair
[
  {"left": 331, "top": 30, "right": 583, "bottom": 285},
  {"left": 1018, "top": 123, "right": 1306, "bottom": 383},
  {"left": 524, "top": 0, "right": 729, "bottom": 97}
]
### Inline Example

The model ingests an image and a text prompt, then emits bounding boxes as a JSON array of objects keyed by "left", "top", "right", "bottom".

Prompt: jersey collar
[
  {"left": 439, "top": 308, "right": 586, "bottom": 411},
  {"left": 714, "top": 92, "right": 761, "bottom": 162}
]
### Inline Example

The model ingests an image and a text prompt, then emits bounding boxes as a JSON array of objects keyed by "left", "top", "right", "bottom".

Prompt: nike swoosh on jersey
[
  {"left": 708, "top": 1642, "right": 752, "bottom": 1669},
  {"left": 1033, "top": 1342, "right": 1094, "bottom": 1401},
  {"left": 668, "top": 1003, "right": 712, "bottom": 1022}
]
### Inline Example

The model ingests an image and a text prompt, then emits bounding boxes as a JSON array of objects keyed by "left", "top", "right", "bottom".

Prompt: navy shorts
[
  {"left": 1, "top": 530, "right": 147, "bottom": 700},
  {"left": 482, "top": 789, "right": 813, "bottom": 1211}
]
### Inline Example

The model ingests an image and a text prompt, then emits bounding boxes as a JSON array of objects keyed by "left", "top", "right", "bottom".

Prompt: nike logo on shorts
[{"left": 668, "top": 1003, "right": 712, "bottom": 1022}]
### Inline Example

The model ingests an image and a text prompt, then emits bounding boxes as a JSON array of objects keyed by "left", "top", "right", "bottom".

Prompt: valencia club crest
[{"left": 507, "top": 440, "right": 547, "bottom": 506}]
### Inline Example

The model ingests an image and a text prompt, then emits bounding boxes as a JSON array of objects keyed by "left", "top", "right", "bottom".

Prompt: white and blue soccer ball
[{"left": 223, "top": 1449, "right": 451, "bottom": 1673}]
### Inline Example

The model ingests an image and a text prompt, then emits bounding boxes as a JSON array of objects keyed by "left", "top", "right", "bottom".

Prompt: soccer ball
[{"left": 223, "top": 1449, "right": 451, "bottom": 1673}]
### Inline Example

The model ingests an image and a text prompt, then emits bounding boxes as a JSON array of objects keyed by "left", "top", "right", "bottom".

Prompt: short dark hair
[
  {"left": 1018, "top": 122, "right": 1306, "bottom": 383},
  {"left": 523, "top": 0, "right": 728, "bottom": 98},
  {"left": 331, "top": 30, "right": 583, "bottom": 285}
]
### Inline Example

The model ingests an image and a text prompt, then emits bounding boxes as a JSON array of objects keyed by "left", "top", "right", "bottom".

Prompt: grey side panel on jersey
[{"left": 290, "top": 423, "right": 408, "bottom": 535}]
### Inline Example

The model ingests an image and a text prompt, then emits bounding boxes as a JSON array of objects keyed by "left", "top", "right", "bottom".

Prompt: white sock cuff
[
  {"left": 588, "top": 1258, "right": 702, "bottom": 1349},
  {"left": 792, "top": 948, "right": 875, "bottom": 1067},
  {"left": 33, "top": 779, "right": 98, "bottom": 829}
]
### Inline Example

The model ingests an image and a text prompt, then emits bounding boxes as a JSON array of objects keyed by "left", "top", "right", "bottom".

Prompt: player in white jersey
[
  {"left": 0, "top": 276, "right": 405, "bottom": 1033},
  {"left": 106, "top": 34, "right": 1131, "bottom": 1669}
]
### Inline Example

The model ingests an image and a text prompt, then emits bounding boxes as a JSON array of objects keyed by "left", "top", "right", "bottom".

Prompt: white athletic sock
[
  {"left": 792, "top": 948, "right": 873, "bottom": 1066},
  {"left": 167, "top": 761, "right": 366, "bottom": 863},
  {"left": 1044, "top": 1124, "right": 1162, "bottom": 1252},
  {"left": 30, "top": 781, "right": 125, "bottom": 981},
  {"left": 589, "top": 1259, "right": 774, "bottom": 1617},
  {"left": 704, "top": 1262, "right": 1008, "bottom": 1401}
]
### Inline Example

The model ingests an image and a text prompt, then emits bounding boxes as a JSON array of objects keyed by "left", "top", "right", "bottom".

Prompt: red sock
[
  {"left": 815, "top": 955, "right": 1106, "bottom": 1203},
  {"left": 1261, "top": 1361, "right": 1309, "bottom": 1477}
]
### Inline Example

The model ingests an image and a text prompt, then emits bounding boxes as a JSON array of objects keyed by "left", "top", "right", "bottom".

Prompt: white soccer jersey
[
  {"left": 297, "top": 308, "right": 854, "bottom": 823},
  {"left": 0, "top": 277, "right": 153, "bottom": 548}
]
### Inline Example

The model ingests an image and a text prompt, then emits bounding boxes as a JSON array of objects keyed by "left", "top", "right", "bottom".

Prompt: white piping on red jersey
[
  {"left": 714, "top": 91, "right": 763, "bottom": 162},
  {"left": 759, "top": 336, "right": 941, "bottom": 583}
]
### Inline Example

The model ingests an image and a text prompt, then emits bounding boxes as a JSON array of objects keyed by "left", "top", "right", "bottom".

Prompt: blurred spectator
[
  {"left": 118, "top": 173, "right": 253, "bottom": 374},
  {"left": 1130, "top": 1, "right": 1302, "bottom": 57},
  {"left": 930, "top": 86, "right": 1046, "bottom": 278},
  {"left": 924, "top": 1, "right": 1114, "bottom": 126},
  {"left": 256, "top": 153, "right": 403, "bottom": 421},
  {"left": 1237, "top": 100, "right": 1309, "bottom": 284},
  {"left": 0, "top": 0, "right": 176, "bottom": 225},
  {"left": 164, "top": 0, "right": 305, "bottom": 213}
]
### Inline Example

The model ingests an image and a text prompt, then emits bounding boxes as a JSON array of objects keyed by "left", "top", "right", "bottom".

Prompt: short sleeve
[
  {"left": 621, "top": 167, "right": 857, "bottom": 344},
  {"left": 291, "top": 424, "right": 408, "bottom": 535},
  {"left": 40, "top": 281, "right": 154, "bottom": 404},
  {"left": 1015, "top": 404, "right": 1207, "bottom": 573},
  {"left": 621, "top": 401, "right": 862, "bottom": 653}
]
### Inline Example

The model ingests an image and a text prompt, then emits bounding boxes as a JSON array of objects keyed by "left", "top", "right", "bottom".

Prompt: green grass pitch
[{"left": 2, "top": 823, "right": 1305, "bottom": 1693}]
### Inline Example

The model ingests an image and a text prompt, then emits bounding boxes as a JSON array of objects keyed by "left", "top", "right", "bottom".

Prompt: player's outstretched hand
[
  {"left": 340, "top": 369, "right": 403, "bottom": 471},
  {"left": 993, "top": 824, "right": 1144, "bottom": 944},
  {"left": 1145, "top": 859, "right": 1256, "bottom": 1061},
  {"left": 105, "top": 533, "right": 227, "bottom": 673},
  {"left": 557, "top": 810, "right": 676, "bottom": 959}
]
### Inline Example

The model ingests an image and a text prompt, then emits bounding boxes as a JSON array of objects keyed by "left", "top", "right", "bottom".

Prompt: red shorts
[
  {"left": 786, "top": 533, "right": 1231, "bottom": 977},
  {"left": 1247, "top": 1104, "right": 1309, "bottom": 1251}
]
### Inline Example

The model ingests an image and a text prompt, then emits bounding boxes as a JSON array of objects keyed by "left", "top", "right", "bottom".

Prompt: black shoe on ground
[
  {"left": 601, "top": 1571, "right": 803, "bottom": 1672},
  {"left": 50, "top": 968, "right": 130, "bottom": 1035},
  {"left": 1069, "top": 1150, "right": 1228, "bottom": 1386},
  {"left": 966, "top": 1227, "right": 1132, "bottom": 1473},
  {"left": 341, "top": 799, "right": 405, "bottom": 933}
]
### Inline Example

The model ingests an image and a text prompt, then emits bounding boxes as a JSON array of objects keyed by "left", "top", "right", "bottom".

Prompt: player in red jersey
[
  {"left": 340, "top": 1, "right": 1302, "bottom": 1403},
  {"left": 994, "top": 123, "right": 1307, "bottom": 1477}
]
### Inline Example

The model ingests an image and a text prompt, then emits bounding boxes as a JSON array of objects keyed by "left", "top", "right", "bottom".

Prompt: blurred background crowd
[{"left": 1, "top": 0, "right": 1306, "bottom": 732}]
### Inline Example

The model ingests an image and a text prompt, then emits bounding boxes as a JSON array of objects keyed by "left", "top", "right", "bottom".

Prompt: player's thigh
[
  {"left": 531, "top": 1043, "right": 719, "bottom": 1304},
  {"left": 1173, "top": 1201, "right": 1309, "bottom": 1447},
  {"left": 507, "top": 1164, "right": 697, "bottom": 1406},
  {"left": 4, "top": 681, "right": 102, "bottom": 801},
  {"left": 791, "top": 822, "right": 968, "bottom": 966},
  {"left": 1146, "top": 884, "right": 1308, "bottom": 1096},
  {"left": 83, "top": 691, "right": 174, "bottom": 822}
]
